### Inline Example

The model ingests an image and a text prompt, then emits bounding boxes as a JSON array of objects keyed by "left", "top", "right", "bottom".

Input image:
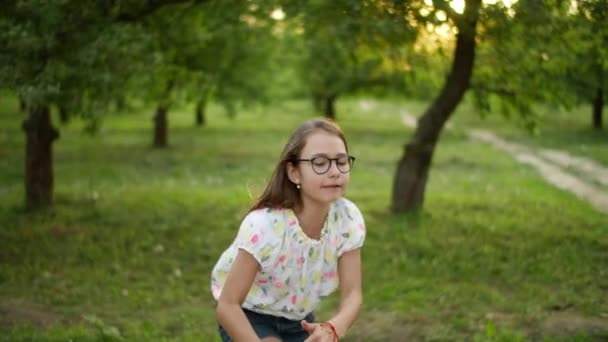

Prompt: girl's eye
[
  {"left": 313, "top": 160, "right": 329, "bottom": 167},
  {"left": 337, "top": 157, "right": 349, "bottom": 166}
]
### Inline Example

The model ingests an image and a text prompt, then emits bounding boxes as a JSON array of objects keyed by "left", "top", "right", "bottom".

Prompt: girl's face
[{"left": 288, "top": 130, "right": 351, "bottom": 206}]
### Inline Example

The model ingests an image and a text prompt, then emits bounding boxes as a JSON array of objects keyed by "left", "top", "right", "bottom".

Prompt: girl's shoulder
[
  {"left": 332, "top": 197, "right": 364, "bottom": 222},
  {"left": 245, "top": 206, "right": 290, "bottom": 222},
  {"left": 234, "top": 208, "right": 289, "bottom": 269},
  {"left": 331, "top": 198, "right": 366, "bottom": 255},
  {"left": 241, "top": 207, "right": 290, "bottom": 236}
]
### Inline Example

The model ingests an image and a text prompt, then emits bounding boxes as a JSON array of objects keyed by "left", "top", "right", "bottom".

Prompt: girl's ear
[{"left": 286, "top": 161, "right": 301, "bottom": 185}]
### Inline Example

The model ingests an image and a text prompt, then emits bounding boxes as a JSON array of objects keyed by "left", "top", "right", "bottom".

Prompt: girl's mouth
[{"left": 323, "top": 185, "right": 342, "bottom": 189}]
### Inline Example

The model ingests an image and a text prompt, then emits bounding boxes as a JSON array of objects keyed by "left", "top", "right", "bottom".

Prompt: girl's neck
[{"left": 294, "top": 199, "right": 330, "bottom": 240}]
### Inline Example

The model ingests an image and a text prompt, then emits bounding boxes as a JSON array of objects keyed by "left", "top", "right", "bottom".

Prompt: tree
[
  {"left": 470, "top": 0, "right": 607, "bottom": 130},
  {"left": 127, "top": 0, "right": 278, "bottom": 146},
  {"left": 131, "top": 5, "right": 194, "bottom": 148},
  {"left": 0, "top": 0, "right": 201, "bottom": 209},
  {"left": 281, "top": 0, "right": 416, "bottom": 119},
  {"left": 197, "top": 1, "right": 278, "bottom": 119},
  {"left": 392, "top": 0, "right": 482, "bottom": 212},
  {"left": 391, "top": 0, "right": 607, "bottom": 212},
  {"left": 571, "top": 0, "right": 607, "bottom": 129}
]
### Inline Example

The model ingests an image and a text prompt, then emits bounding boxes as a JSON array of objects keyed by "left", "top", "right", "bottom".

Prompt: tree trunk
[
  {"left": 153, "top": 105, "right": 168, "bottom": 147},
  {"left": 22, "top": 105, "right": 59, "bottom": 209},
  {"left": 592, "top": 62, "right": 604, "bottom": 131},
  {"left": 19, "top": 97, "right": 27, "bottom": 113},
  {"left": 324, "top": 95, "right": 336, "bottom": 120},
  {"left": 116, "top": 96, "right": 126, "bottom": 112},
  {"left": 592, "top": 87, "right": 603, "bottom": 129},
  {"left": 312, "top": 92, "right": 323, "bottom": 113},
  {"left": 153, "top": 79, "right": 174, "bottom": 147},
  {"left": 58, "top": 105, "right": 69, "bottom": 124},
  {"left": 195, "top": 98, "right": 206, "bottom": 127},
  {"left": 391, "top": 0, "right": 481, "bottom": 213}
]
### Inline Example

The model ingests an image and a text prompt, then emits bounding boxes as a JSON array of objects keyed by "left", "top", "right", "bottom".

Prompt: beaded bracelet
[{"left": 320, "top": 322, "right": 339, "bottom": 342}]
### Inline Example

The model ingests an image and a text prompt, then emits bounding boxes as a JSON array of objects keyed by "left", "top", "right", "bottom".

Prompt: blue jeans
[{"left": 218, "top": 308, "right": 315, "bottom": 342}]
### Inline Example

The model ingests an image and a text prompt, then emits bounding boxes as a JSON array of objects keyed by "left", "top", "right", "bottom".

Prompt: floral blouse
[{"left": 211, "top": 197, "right": 366, "bottom": 320}]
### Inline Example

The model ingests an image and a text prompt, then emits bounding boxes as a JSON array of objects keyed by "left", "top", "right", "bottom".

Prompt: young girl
[{"left": 211, "top": 118, "right": 366, "bottom": 342}]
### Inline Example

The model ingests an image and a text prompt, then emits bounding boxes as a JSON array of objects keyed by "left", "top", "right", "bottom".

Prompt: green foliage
[
  {"left": 471, "top": 0, "right": 608, "bottom": 126},
  {"left": 279, "top": 0, "right": 419, "bottom": 105},
  {"left": 0, "top": 0, "right": 153, "bottom": 117},
  {"left": 119, "top": 0, "right": 285, "bottom": 118},
  {"left": 0, "top": 0, "right": 282, "bottom": 124},
  {"left": 200, "top": 0, "right": 281, "bottom": 109},
  {"left": 2, "top": 0, "right": 603, "bottom": 127}
]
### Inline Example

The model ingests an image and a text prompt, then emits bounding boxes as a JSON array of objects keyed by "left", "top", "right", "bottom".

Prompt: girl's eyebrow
[{"left": 310, "top": 152, "right": 348, "bottom": 158}]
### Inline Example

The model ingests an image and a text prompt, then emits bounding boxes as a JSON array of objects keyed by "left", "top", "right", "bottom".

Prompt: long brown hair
[{"left": 249, "top": 118, "right": 349, "bottom": 212}]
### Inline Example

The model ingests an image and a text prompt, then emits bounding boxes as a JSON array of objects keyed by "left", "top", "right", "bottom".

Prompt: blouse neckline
[{"left": 287, "top": 205, "right": 332, "bottom": 245}]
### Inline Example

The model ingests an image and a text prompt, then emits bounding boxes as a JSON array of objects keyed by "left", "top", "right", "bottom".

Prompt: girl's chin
[
  {"left": 320, "top": 192, "right": 344, "bottom": 203},
  {"left": 303, "top": 189, "right": 345, "bottom": 206}
]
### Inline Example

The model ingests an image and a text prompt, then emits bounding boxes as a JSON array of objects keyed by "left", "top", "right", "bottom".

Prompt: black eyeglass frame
[{"left": 293, "top": 155, "right": 356, "bottom": 175}]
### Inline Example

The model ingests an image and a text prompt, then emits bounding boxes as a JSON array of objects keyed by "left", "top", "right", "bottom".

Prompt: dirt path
[
  {"left": 399, "top": 112, "right": 608, "bottom": 214},
  {"left": 0, "top": 298, "right": 65, "bottom": 328}
]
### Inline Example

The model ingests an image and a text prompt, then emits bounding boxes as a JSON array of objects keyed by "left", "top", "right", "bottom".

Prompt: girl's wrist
[{"left": 320, "top": 321, "right": 339, "bottom": 341}]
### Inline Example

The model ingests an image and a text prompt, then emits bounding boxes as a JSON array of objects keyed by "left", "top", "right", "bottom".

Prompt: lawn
[{"left": 1, "top": 95, "right": 606, "bottom": 341}]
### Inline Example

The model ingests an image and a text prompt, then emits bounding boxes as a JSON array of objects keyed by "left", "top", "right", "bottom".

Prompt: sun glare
[
  {"left": 419, "top": 0, "right": 518, "bottom": 41},
  {"left": 450, "top": 0, "right": 465, "bottom": 14},
  {"left": 271, "top": 8, "right": 285, "bottom": 21},
  {"left": 449, "top": 0, "right": 517, "bottom": 14}
]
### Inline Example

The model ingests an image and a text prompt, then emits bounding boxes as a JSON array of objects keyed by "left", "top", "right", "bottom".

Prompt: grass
[{"left": 0, "top": 95, "right": 607, "bottom": 341}]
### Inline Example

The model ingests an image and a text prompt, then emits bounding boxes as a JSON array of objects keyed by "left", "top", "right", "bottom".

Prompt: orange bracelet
[{"left": 320, "top": 322, "right": 339, "bottom": 342}]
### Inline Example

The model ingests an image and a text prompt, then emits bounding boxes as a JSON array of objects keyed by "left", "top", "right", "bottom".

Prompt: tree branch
[{"left": 114, "top": 0, "right": 208, "bottom": 22}]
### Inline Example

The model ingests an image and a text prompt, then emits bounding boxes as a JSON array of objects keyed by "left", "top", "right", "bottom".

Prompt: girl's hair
[{"left": 249, "top": 118, "right": 349, "bottom": 212}]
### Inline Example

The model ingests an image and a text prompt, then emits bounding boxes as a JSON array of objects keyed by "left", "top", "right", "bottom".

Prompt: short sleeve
[
  {"left": 234, "top": 210, "right": 280, "bottom": 269},
  {"left": 337, "top": 200, "right": 366, "bottom": 257}
]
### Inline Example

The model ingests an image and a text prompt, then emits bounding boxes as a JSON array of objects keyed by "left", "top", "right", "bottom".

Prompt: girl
[{"left": 211, "top": 118, "right": 366, "bottom": 342}]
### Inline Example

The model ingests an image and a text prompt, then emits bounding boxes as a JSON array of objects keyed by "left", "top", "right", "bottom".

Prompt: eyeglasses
[{"left": 294, "top": 155, "right": 355, "bottom": 175}]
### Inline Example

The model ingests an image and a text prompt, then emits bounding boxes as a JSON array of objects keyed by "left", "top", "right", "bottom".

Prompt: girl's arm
[
  {"left": 328, "top": 248, "right": 363, "bottom": 337},
  {"left": 302, "top": 248, "right": 363, "bottom": 341},
  {"left": 216, "top": 249, "right": 262, "bottom": 342}
]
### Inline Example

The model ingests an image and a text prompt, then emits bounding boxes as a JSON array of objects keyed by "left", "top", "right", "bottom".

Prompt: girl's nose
[{"left": 327, "top": 160, "right": 341, "bottom": 176}]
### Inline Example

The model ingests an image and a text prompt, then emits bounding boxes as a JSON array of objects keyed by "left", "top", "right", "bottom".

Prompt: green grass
[{"left": 1, "top": 96, "right": 607, "bottom": 341}]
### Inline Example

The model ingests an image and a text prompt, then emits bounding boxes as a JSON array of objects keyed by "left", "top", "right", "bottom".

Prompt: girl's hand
[{"left": 301, "top": 320, "right": 338, "bottom": 342}]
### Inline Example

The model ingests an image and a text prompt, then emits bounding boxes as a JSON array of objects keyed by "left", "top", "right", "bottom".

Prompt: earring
[{"left": 296, "top": 183, "right": 301, "bottom": 189}]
